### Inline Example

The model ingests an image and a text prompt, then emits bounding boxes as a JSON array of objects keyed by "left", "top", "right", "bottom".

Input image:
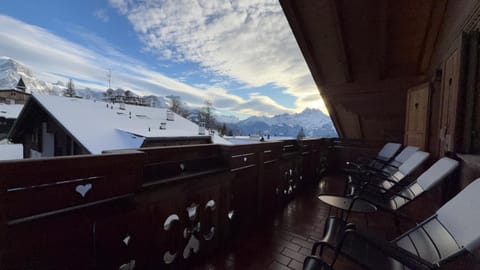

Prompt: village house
[
  {"left": 0, "top": 77, "right": 31, "bottom": 104},
  {"left": 0, "top": 102, "right": 23, "bottom": 141},
  {"left": 8, "top": 94, "right": 230, "bottom": 158}
]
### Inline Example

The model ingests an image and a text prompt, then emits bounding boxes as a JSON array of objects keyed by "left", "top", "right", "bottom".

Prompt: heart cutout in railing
[
  {"left": 123, "top": 235, "right": 131, "bottom": 246},
  {"left": 75, "top": 183, "right": 92, "bottom": 198}
]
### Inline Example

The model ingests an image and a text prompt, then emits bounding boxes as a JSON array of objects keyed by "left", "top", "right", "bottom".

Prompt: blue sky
[{"left": 0, "top": 0, "right": 327, "bottom": 119}]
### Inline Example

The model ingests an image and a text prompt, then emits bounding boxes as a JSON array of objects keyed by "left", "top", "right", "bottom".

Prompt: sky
[{"left": 0, "top": 0, "right": 328, "bottom": 119}]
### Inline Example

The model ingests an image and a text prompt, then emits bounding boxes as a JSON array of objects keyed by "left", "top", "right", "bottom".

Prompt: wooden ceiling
[{"left": 280, "top": 0, "right": 449, "bottom": 141}]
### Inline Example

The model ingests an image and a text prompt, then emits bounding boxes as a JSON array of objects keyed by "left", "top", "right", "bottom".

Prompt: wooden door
[
  {"left": 439, "top": 50, "right": 461, "bottom": 156},
  {"left": 404, "top": 83, "right": 431, "bottom": 150}
]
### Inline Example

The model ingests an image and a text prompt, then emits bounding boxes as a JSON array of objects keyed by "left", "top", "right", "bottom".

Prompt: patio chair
[
  {"left": 347, "top": 150, "right": 429, "bottom": 194},
  {"left": 316, "top": 157, "right": 459, "bottom": 257},
  {"left": 307, "top": 177, "right": 480, "bottom": 270},
  {"left": 345, "top": 146, "right": 419, "bottom": 179},
  {"left": 303, "top": 256, "right": 332, "bottom": 270},
  {"left": 376, "top": 146, "right": 419, "bottom": 176},
  {"left": 344, "top": 142, "right": 402, "bottom": 172},
  {"left": 354, "top": 157, "right": 459, "bottom": 214}
]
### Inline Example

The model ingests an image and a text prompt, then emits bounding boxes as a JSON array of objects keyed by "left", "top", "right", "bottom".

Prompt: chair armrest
[
  {"left": 341, "top": 229, "right": 438, "bottom": 270},
  {"left": 311, "top": 240, "right": 338, "bottom": 255},
  {"left": 383, "top": 163, "right": 399, "bottom": 169},
  {"left": 363, "top": 183, "right": 413, "bottom": 201},
  {"left": 372, "top": 158, "right": 390, "bottom": 165},
  {"left": 303, "top": 256, "right": 333, "bottom": 270},
  {"left": 345, "top": 161, "right": 362, "bottom": 169}
]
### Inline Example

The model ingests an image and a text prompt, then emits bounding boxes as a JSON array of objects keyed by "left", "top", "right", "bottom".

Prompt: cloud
[
  {"left": 108, "top": 0, "right": 328, "bottom": 114},
  {"left": 93, "top": 9, "right": 109, "bottom": 22},
  {"left": 0, "top": 14, "right": 302, "bottom": 117}
]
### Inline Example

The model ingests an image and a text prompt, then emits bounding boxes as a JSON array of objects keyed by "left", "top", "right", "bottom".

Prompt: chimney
[
  {"left": 160, "top": 122, "right": 167, "bottom": 130},
  {"left": 198, "top": 122, "right": 206, "bottom": 135},
  {"left": 166, "top": 110, "right": 174, "bottom": 121}
]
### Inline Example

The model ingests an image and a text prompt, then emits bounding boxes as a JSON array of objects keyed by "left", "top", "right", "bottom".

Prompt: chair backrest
[
  {"left": 394, "top": 178, "right": 480, "bottom": 265},
  {"left": 436, "top": 178, "right": 480, "bottom": 252},
  {"left": 381, "top": 151, "right": 429, "bottom": 189},
  {"left": 377, "top": 143, "right": 402, "bottom": 161},
  {"left": 389, "top": 146, "right": 419, "bottom": 167},
  {"left": 417, "top": 157, "right": 459, "bottom": 190},
  {"left": 382, "top": 146, "right": 419, "bottom": 175},
  {"left": 387, "top": 157, "right": 459, "bottom": 210}
]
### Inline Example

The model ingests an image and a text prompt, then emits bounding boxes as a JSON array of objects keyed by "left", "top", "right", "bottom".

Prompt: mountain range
[
  {"left": 227, "top": 108, "right": 337, "bottom": 138},
  {"left": 0, "top": 56, "right": 337, "bottom": 138}
]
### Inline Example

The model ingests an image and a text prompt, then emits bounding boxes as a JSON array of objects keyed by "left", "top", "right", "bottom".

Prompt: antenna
[{"left": 107, "top": 69, "right": 112, "bottom": 89}]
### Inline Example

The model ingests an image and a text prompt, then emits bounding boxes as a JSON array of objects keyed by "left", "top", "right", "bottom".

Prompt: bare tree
[
  {"left": 63, "top": 79, "right": 76, "bottom": 97},
  {"left": 166, "top": 95, "right": 189, "bottom": 118}
]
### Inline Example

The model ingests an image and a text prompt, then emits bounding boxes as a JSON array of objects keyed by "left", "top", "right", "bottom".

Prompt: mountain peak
[{"left": 0, "top": 56, "right": 49, "bottom": 92}]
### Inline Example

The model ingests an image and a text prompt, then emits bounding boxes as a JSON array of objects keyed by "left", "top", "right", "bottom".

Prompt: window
[{"left": 32, "top": 126, "right": 42, "bottom": 152}]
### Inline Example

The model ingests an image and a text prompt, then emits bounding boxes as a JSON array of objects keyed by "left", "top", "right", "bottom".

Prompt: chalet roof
[
  {"left": 16, "top": 77, "right": 26, "bottom": 91},
  {"left": 0, "top": 103, "right": 24, "bottom": 119},
  {"left": 12, "top": 94, "right": 230, "bottom": 154}
]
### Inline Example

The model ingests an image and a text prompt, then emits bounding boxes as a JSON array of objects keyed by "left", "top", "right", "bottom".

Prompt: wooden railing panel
[
  {"left": 140, "top": 145, "right": 227, "bottom": 184},
  {"left": 2, "top": 152, "right": 143, "bottom": 189},
  {"left": 1, "top": 151, "right": 144, "bottom": 221},
  {"left": 141, "top": 172, "right": 231, "bottom": 268},
  {"left": 5, "top": 214, "right": 94, "bottom": 270},
  {"left": 0, "top": 138, "right": 331, "bottom": 269},
  {"left": 261, "top": 159, "right": 283, "bottom": 214},
  {"left": 94, "top": 207, "right": 150, "bottom": 270}
]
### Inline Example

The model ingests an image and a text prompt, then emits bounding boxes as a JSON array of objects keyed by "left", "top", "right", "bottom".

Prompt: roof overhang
[{"left": 280, "top": 0, "right": 448, "bottom": 141}]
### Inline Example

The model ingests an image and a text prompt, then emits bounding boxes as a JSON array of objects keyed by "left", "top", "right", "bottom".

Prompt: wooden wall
[{"left": 281, "top": 0, "right": 480, "bottom": 159}]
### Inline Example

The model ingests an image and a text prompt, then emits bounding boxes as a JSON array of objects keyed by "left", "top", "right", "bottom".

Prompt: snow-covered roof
[
  {"left": 0, "top": 144, "right": 23, "bottom": 160},
  {"left": 0, "top": 103, "right": 24, "bottom": 119},
  {"left": 32, "top": 94, "right": 231, "bottom": 154}
]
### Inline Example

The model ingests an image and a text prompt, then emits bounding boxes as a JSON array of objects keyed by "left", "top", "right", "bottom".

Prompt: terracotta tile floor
[{"left": 192, "top": 174, "right": 401, "bottom": 270}]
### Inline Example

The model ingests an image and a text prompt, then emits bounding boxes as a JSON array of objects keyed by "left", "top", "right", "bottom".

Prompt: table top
[{"left": 318, "top": 194, "right": 377, "bottom": 213}]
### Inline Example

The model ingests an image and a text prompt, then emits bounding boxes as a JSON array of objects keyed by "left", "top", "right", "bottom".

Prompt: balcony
[{"left": 1, "top": 138, "right": 478, "bottom": 269}]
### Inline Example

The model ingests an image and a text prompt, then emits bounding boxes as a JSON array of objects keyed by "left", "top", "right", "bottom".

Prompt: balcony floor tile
[{"left": 192, "top": 173, "right": 404, "bottom": 270}]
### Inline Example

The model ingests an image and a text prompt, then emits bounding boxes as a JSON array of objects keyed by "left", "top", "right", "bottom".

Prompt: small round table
[
  {"left": 318, "top": 195, "right": 377, "bottom": 213},
  {"left": 318, "top": 195, "right": 377, "bottom": 227}
]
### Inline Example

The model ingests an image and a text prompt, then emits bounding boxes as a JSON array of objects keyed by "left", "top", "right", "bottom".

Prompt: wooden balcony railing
[{"left": 0, "top": 138, "right": 331, "bottom": 269}]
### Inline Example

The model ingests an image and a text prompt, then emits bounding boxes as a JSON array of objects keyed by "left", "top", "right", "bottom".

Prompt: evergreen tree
[
  {"left": 297, "top": 127, "right": 306, "bottom": 140},
  {"left": 63, "top": 79, "right": 76, "bottom": 97},
  {"left": 222, "top": 123, "right": 227, "bottom": 135},
  {"left": 199, "top": 100, "right": 216, "bottom": 130}
]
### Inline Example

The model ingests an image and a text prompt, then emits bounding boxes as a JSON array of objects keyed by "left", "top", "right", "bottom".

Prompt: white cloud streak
[
  {"left": 108, "top": 0, "right": 328, "bottom": 114},
  {"left": 93, "top": 9, "right": 110, "bottom": 22},
  {"left": 0, "top": 14, "right": 300, "bottom": 117}
]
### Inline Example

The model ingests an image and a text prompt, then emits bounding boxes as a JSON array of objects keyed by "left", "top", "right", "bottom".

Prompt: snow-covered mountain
[
  {"left": 232, "top": 108, "right": 337, "bottom": 138},
  {"left": 0, "top": 56, "right": 168, "bottom": 108},
  {"left": 0, "top": 57, "right": 58, "bottom": 94},
  {"left": 216, "top": 114, "right": 240, "bottom": 124}
]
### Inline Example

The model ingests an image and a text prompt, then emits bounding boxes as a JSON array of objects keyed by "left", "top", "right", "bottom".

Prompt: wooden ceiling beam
[
  {"left": 279, "top": 0, "right": 326, "bottom": 88},
  {"left": 417, "top": 0, "right": 448, "bottom": 74},
  {"left": 322, "top": 76, "right": 426, "bottom": 98},
  {"left": 377, "top": 0, "right": 388, "bottom": 79},
  {"left": 330, "top": 0, "right": 352, "bottom": 83}
]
